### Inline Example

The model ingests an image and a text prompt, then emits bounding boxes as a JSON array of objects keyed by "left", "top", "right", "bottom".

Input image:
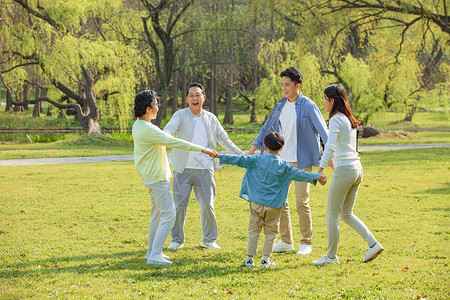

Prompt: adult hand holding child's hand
[{"left": 318, "top": 173, "right": 327, "bottom": 185}]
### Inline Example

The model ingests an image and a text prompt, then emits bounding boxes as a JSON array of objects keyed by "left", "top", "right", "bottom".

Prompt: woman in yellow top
[{"left": 132, "top": 90, "right": 217, "bottom": 265}]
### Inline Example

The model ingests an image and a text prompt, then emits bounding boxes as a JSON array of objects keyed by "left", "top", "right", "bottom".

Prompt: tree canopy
[{"left": 1, "top": 0, "right": 448, "bottom": 131}]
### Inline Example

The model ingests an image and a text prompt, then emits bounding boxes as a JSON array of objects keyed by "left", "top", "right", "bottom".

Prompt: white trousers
[
  {"left": 145, "top": 180, "right": 176, "bottom": 256},
  {"left": 326, "top": 165, "right": 377, "bottom": 258}
]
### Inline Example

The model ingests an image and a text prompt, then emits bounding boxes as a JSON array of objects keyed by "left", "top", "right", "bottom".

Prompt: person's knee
[
  {"left": 326, "top": 212, "right": 339, "bottom": 223},
  {"left": 340, "top": 212, "right": 354, "bottom": 223}
]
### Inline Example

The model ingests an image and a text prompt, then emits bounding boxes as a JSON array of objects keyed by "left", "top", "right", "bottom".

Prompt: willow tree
[{"left": 0, "top": 0, "right": 141, "bottom": 134}]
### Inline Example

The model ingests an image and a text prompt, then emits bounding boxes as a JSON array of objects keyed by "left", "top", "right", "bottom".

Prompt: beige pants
[
  {"left": 278, "top": 163, "right": 313, "bottom": 245},
  {"left": 326, "top": 165, "right": 376, "bottom": 258},
  {"left": 247, "top": 201, "right": 282, "bottom": 257}
]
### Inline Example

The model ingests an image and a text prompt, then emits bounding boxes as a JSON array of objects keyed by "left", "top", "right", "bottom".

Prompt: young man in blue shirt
[
  {"left": 215, "top": 133, "right": 326, "bottom": 267},
  {"left": 247, "top": 67, "right": 329, "bottom": 255}
]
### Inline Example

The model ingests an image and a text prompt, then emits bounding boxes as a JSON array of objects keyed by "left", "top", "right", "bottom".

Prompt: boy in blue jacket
[{"left": 214, "top": 133, "right": 326, "bottom": 267}]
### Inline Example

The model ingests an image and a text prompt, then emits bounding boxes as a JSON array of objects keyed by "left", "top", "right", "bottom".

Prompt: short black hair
[
  {"left": 264, "top": 132, "right": 285, "bottom": 151},
  {"left": 280, "top": 67, "right": 303, "bottom": 85},
  {"left": 186, "top": 82, "right": 205, "bottom": 96},
  {"left": 134, "top": 90, "right": 159, "bottom": 118}
]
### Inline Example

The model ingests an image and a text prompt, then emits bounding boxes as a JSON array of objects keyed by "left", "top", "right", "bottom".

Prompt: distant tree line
[{"left": 0, "top": 0, "right": 448, "bottom": 134}]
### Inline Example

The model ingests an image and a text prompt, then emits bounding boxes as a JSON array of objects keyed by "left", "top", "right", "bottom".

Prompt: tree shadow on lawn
[
  {"left": 0, "top": 249, "right": 287, "bottom": 280},
  {"left": 414, "top": 182, "right": 450, "bottom": 196}
]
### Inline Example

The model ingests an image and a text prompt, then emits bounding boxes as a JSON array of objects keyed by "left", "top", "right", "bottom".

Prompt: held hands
[
  {"left": 317, "top": 173, "right": 327, "bottom": 185},
  {"left": 201, "top": 148, "right": 219, "bottom": 158}
]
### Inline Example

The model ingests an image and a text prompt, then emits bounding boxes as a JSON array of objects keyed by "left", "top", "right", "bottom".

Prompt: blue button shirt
[
  {"left": 220, "top": 154, "right": 319, "bottom": 208},
  {"left": 253, "top": 94, "right": 329, "bottom": 168}
]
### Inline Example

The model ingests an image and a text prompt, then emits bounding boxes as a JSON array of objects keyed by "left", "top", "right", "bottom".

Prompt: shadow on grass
[
  {"left": 0, "top": 249, "right": 289, "bottom": 280},
  {"left": 415, "top": 182, "right": 450, "bottom": 195}
]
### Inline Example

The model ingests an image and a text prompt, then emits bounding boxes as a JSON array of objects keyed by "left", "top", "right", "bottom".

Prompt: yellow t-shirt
[{"left": 132, "top": 119, "right": 202, "bottom": 182}]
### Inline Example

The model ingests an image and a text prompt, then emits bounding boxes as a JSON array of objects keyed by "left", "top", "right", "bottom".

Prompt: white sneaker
[
  {"left": 146, "top": 254, "right": 173, "bottom": 265},
  {"left": 312, "top": 255, "right": 339, "bottom": 266},
  {"left": 261, "top": 258, "right": 276, "bottom": 267},
  {"left": 243, "top": 258, "right": 254, "bottom": 267},
  {"left": 273, "top": 240, "right": 294, "bottom": 252},
  {"left": 296, "top": 244, "right": 312, "bottom": 255},
  {"left": 200, "top": 242, "right": 221, "bottom": 250},
  {"left": 363, "top": 242, "right": 384, "bottom": 263},
  {"left": 168, "top": 241, "right": 184, "bottom": 250},
  {"left": 145, "top": 251, "right": 169, "bottom": 260}
]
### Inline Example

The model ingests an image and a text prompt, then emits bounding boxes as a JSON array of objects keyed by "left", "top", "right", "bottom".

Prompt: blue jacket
[
  {"left": 220, "top": 154, "right": 319, "bottom": 208},
  {"left": 253, "top": 94, "right": 328, "bottom": 168}
]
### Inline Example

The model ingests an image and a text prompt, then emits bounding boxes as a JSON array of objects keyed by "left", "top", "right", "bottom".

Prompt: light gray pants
[
  {"left": 326, "top": 165, "right": 377, "bottom": 258},
  {"left": 171, "top": 168, "right": 218, "bottom": 244},
  {"left": 145, "top": 180, "right": 176, "bottom": 256}
]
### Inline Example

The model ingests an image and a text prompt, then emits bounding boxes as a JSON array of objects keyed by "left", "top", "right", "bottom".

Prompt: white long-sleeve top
[{"left": 319, "top": 113, "right": 361, "bottom": 169}]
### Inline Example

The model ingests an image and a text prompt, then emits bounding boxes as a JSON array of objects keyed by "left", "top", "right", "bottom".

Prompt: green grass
[
  {"left": 0, "top": 148, "right": 448, "bottom": 299},
  {"left": 0, "top": 135, "right": 133, "bottom": 160}
]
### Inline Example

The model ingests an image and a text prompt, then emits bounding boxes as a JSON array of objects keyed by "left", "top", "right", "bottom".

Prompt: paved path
[{"left": 0, "top": 143, "right": 448, "bottom": 166}]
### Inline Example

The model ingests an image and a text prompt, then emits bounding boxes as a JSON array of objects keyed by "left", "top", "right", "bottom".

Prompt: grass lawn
[{"left": 0, "top": 148, "right": 448, "bottom": 299}]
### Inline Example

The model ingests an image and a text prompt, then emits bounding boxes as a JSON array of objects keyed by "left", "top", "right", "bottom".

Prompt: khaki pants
[
  {"left": 247, "top": 201, "right": 282, "bottom": 257},
  {"left": 278, "top": 163, "right": 313, "bottom": 245}
]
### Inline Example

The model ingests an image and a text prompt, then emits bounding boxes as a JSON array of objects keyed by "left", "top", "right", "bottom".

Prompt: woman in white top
[{"left": 312, "top": 84, "right": 383, "bottom": 266}]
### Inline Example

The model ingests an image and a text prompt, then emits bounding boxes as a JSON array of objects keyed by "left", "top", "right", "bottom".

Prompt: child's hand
[
  {"left": 202, "top": 148, "right": 219, "bottom": 158},
  {"left": 318, "top": 173, "right": 327, "bottom": 185}
]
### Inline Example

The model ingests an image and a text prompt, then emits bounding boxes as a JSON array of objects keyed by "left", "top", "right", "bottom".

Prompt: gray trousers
[{"left": 171, "top": 168, "right": 218, "bottom": 244}]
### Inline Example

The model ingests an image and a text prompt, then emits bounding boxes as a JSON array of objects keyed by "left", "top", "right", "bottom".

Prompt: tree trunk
[
  {"left": 23, "top": 83, "right": 30, "bottom": 110},
  {"left": 154, "top": 89, "right": 168, "bottom": 127},
  {"left": 81, "top": 67, "right": 102, "bottom": 135},
  {"left": 33, "top": 86, "right": 41, "bottom": 117},
  {"left": 250, "top": 101, "right": 257, "bottom": 123},
  {"left": 181, "top": 51, "right": 187, "bottom": 108},
  {"left": 171, "top": 62, "right": 178, "bottom": 114},
  {"left": 223, "top": 0, "right": 235, "bottom": 125},
  {"left": 5, "top": 87, "right": 13, "bottom": 112},
  {"left": 13, "top": 89, "right": 25, "bottom": 112},
  {"left": 403, "top": 96, "right": 420, "bottom": 122}
]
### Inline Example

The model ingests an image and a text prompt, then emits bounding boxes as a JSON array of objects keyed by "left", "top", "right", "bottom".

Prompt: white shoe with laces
[
  {"left": 273, "top": 240, "right": 294, "bottom": 252},
  {"left": 363, "top": 242, "right": 384, "bottom": 263},
  {"left": 296, "top": 244, "right": 312, "bottom": 255},
  {"left": 200, "top": 241, "right": 221, "bottom": 250},
  {"left": 146, "top": 254, "right": 173, "bottom": 265},
  {"left": 261, "top": 258, "right": 276, "bottom": 267},
  {"left": 243, "top": 258, "right": 254, "bottom": 267},
  {"left": 168, "top": 241, "right": 184, "bottom": 250},
  {"left": 312, "top": 255, "right": 339, "bottom": 266},
  {"left": 145, "top": 251, "right": 169, "bottom": 260}
]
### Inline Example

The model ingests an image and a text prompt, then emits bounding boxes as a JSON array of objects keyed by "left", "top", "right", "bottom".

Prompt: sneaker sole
[
  {"left": 273, "top": 248, "right": 294, "bottom": 253},
  {"left": 146, "top": 261, "right": 173, "bottom": 265},
  {"left": 363, "top": 248, "right": 384, "bottom": 263},
  {"left": 168, "top": 245, "right": 183, "bottom": 250}
]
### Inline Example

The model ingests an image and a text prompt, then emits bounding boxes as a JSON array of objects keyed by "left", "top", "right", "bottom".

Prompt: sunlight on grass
[{"left": 0, "top": 148, "right": 448, "bottom": 299}]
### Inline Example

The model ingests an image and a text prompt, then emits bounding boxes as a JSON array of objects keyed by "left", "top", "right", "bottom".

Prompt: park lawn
[
  {"left": 0, "top": 148, "right": 448, "bottom": 299},
  {"left": 1, "top": 130, "right": 449, "bottom": 160},
  {"left": 0, "top": 135, "right": 134, "bottom": 160}
]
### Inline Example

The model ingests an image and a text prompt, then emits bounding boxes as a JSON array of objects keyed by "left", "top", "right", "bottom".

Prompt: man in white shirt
[{"left": 163, "top": 83, "right": 244, "bottom": 250}]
